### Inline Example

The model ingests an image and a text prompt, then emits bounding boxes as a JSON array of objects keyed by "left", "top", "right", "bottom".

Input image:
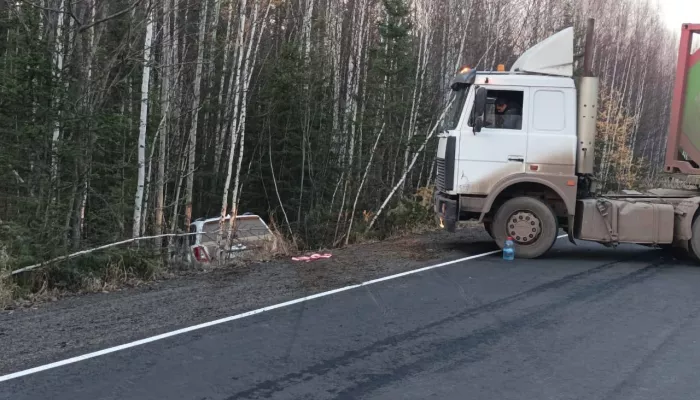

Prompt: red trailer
[{"left": 665, "top": 24, "right": 700, "bottom": 174}]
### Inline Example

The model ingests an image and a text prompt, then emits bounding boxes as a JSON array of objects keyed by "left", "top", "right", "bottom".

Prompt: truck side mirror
[
  {"left": 474, "top": 116, "right": 484, "bottom": 133},
  {"left": 473, "top": 87, "right": 487, "bottom": 133}
]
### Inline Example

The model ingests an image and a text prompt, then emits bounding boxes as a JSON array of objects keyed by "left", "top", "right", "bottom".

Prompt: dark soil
[{"left": 0, "top": 225, "right": 495, "bottom": 375}]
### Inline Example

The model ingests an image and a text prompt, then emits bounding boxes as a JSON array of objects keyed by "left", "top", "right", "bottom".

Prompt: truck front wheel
[{"left": 492, "top": 196, "right": 559, "bottom": 259}]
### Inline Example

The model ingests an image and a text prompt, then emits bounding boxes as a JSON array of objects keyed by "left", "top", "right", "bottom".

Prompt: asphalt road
[{"left": 4, "top": 239, "right": 700, "bottom": 399}]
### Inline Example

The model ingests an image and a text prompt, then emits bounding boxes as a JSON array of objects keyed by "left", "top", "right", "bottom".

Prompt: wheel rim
[{"left": 507, "top": 210, "right": 542, "bottom": 245}]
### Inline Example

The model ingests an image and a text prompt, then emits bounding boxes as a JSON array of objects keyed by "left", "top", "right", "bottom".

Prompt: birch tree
[
  {"left": 227, "top": 1, "right": 273, "bottom": 246},
  {"left": 132, "top": 2, "right": 154, "bottom": 238},
  {"left": 184, "top": 0, "right": 210, "bottom": 229},
  {"left": 49, "top": 0, "right": 66, "bottom": 199},
  {"left": 218, "top": 0, "right": 249, "bottom": 244},
  {"left": 155, "top": 0, "right": 172, "bottom": 242}
]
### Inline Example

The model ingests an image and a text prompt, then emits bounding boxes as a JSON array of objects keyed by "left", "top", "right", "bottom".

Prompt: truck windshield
[{"left": 442, "top": 85, "right": 469, "bottom": 130}]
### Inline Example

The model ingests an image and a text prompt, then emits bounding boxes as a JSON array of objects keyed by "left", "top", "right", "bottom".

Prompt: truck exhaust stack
[
  {"left": 576, "top": 19, "right": 599, "bottom": 176},
  {"left": 576, "top": 77, "right": 599, "bottom": 175}
]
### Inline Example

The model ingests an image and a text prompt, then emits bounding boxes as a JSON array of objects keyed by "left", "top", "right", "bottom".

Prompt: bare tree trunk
[
  {"left": 328, "top": 0, "right": 342, "bottom": 145},
  {"left": 426, "top": 159, "right": 436, "bottom": 188},
  {"left": 213, "top": 0, "right": 236, "bottom": 176},
  {"left": 49, "top": 0, "right": 66, "bottom": 203},
  {"left": 170, "top": 152, "right": 188, "bottom": 238},
  {"left": 401, "top": 22, "right": 431, "bottom": 193},
  {"left": 334, "top": 0, "right": 368, "bottom": 243},
  {"left": 345, "top": 123, "right": 385, "bottom": 245},
  {"left": 599, "top": 22, "right": 623, "bottom": 180},
  {"left": 297, "top": 0, "right": 315, "bottom": 223},
  {"left": 183, "top": 0, "right": 210, "bottom": 230},
  {"left": 367, "top": 100, "right": 454, "bottom": 232},
  {"left": 218, "top": 0, "right": 248, "bottom": 248},
  {"left": 228, "top": 1, "right": 272, "bottom": 247},
  {"left": 302, "top": 0, "right": 314, "bottom": 61},
  {"left": 132, "top": 2, "right": 154, "bottom": 238},
  {"left": 269, "top": 130, "right": 294, "bottom": 238},
  {"left": 201, "top": 0, "right": 222, "bottom": 139},
  {"left": 156, "top": 0, "right": 172, "bottom": 243},
  {"left": 75, "top": 0, "right": 98, "bottom": 245},
  {"left": 141, "top": 128, "right": 160, "bottom": 236},
  {"left": 206, "top": 0, "right": 222, "bottom": 82}
]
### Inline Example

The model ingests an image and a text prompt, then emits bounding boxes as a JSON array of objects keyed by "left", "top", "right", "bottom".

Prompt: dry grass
[
  {"left": 249, "top": 230, "right": 296, "bottom": 262},
  {"left": 7, "top": 248, "right": 164, "bottom": 307},
  {"left": 0, "top": 274, "right": 12, "bottom": 309},
  {"left": 218, "top": 220, "right": 299, "bottom": 266},
  {"left": 262, "top": 218, "right": 298, "bottom": 257},
  {"left": 78, "top": 257, "right": 139, "bottom": 293}
]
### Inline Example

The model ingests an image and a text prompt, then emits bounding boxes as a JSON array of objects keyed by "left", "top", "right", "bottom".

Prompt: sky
[{"left": 651, "top": 0, "right": 700, "bottom": 31}]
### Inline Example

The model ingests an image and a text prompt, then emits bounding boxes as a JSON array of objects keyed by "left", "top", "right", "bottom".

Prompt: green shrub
[
  {"left": 368, "top": 187, "right": 436, "bottom": 240},
  {"left": 40, "top": 247, "right": 163, "bottom": 292}
]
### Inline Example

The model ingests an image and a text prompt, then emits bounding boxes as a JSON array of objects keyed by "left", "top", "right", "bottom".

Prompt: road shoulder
[{"left": 0, "top": 226, "right": 493, "bottom": 375}]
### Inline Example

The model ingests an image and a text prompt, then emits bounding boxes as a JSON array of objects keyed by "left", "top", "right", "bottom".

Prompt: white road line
[{"left": 0, "top": 235, "right": 567, "bottom": 383}]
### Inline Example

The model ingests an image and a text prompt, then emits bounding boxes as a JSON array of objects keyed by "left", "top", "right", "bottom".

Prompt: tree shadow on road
[{"left": 439, "top": 240, "right": 500, "bottom": 256}]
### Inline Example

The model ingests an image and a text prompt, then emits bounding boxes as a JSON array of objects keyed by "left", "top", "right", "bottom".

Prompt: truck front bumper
[{"left": 434, "top": 192, "right": 458, "bottom": 233}]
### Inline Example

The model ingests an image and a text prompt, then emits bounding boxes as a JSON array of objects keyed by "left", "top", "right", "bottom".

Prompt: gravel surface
[{"left": 0, "top": 225, "right": 494, "bottom": 375}]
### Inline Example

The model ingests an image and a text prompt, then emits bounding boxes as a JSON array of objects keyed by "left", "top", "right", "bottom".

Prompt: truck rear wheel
[
  {"left": 689, "top": 215, "right": 700, "bottom": 262},
  {"left": 492, "top": 196, "right": 559, "bottom": 259}
]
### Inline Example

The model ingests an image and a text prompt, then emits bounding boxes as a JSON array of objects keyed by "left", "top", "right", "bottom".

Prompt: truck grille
[{"left": 436, "top": 158, "right": 446, "bottom": 192}]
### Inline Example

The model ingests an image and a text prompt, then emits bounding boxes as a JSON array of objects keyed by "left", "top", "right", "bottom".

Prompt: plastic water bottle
[{"left": 503, "top": 237, "right": 515, "bottom": 261}]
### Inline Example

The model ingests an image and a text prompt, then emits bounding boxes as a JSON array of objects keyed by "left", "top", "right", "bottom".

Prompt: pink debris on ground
[{"left": 292, "top": 253, "right": 333, "bottom": 262}]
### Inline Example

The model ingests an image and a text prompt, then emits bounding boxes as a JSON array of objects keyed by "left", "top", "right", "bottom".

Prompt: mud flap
[
  {"left": 435, "top": 194, "right": 458, "bottom": 233},
  {"left": 567, "top": 215, "right": 576, "bottom": 245}
]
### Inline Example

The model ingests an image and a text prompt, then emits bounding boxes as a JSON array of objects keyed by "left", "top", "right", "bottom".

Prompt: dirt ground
[{"left": 0, "top": 225, "right": 495, "bottom": 375}]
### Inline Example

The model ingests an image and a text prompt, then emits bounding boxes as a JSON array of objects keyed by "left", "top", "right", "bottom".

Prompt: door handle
[{"left": 508, "top": 156, "right": 524, "bottom": 162}]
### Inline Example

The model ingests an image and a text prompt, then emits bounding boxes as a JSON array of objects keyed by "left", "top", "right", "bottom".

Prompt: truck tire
[
  {"left": 689, "top": 216, "right": 700, "bottom": 262},
  {"left": 492, "top": 196, "right": 559, "bottom": 259},
  {"left": 662, "top": 244, "right": 693, "bottom": 261}
]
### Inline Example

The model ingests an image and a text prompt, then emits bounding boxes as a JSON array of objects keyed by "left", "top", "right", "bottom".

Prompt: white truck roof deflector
[{"left": 510, "top": 27, "right": 574, "bottom": 77}]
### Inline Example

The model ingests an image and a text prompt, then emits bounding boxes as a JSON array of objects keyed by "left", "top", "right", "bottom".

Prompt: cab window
[
  {"left": 443, "top": 85, "right": 470, "bottom": 130},
  {"left": 470, "top": 89, "right": 524, "bottom": 130}
]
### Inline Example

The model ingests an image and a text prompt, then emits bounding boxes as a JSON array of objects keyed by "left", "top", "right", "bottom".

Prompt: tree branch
[
  {"left": 18, "top": 0, "right": 146, "bottom": 33},
  {"left": 366, "top": 99, "right": 455, "bottom": 232},
  {"left": 78, "top": 0, "right": 146, "bottom": 32},
  {"left": 18, "top": 0, "right": 82, "bottom": 27}
]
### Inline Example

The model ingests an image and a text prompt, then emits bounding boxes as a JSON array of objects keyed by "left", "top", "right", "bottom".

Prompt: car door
[{"left": 457, "top": 86, "right": 530, "bottom": 194}]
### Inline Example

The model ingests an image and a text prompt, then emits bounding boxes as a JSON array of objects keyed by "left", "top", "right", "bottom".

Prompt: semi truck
[{"left": 434, "top": 20, "right": 700, "bottom": 259}]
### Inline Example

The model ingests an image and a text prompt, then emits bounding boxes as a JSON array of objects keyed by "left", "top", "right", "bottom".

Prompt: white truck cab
[
  {"left": 438, "top": 72, "right": 579, "bottom": 205},
  {"left": 434, "top": 27, "right": 598, "bottom": 258}
]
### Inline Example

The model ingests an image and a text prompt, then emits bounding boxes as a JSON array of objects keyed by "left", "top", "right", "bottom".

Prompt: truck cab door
[
  {"left": 457, "top": 86, "right": 529, "bottom": 194},
  {"left": 525, "top": 88, "right": 577, "bottom": 176}
]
